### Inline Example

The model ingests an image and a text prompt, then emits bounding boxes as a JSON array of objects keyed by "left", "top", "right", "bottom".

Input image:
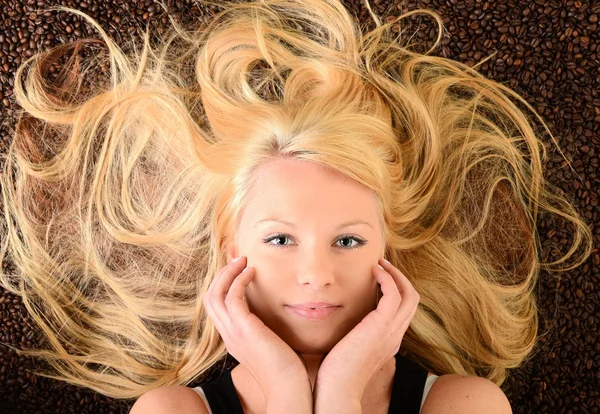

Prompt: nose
[{"left": 296, "top": 249, "right": 335, "bottom": 290}]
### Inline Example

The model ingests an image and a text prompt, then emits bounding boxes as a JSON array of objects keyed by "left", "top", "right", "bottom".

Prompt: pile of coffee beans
[{"left": 0, "top": 0, "right": 597, "bottom": 412}]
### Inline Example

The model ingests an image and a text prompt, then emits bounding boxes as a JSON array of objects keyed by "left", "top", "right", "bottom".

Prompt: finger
[
  {"left": 225, "top": 266, "right": 254, "bottom": 320},
  {"left": 396, "top": 296, "right": 420, "bottom": 339},
  {"left": 373, "top": 265, "right": 401, "bottom": 320},
  {"left": 203, "top": 293, "right": 228, "bottom": 339},
  {"left": 378, "top": 258, "right": 420, "bottom": 308},
  {"left": 406, "top": 297, "right": 419, "bottom": 325},
  {"left": 203, "top": 283, "right": 225, "bottom": 328},
  {"left": 378, "top": 259, "right": 420, "bottom": 324},
  {"left": 208, "top": 256, "right": 247, "bottom": 325}
]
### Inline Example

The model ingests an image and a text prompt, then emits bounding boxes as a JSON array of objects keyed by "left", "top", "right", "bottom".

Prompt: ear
[{"left": 225, "top": 242, "right": 238, "bottom": 264}]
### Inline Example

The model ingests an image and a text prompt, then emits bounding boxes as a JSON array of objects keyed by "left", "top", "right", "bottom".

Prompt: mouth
[
  {"left": 285, "top": 305, "right": 341, "bottom": 321},
  {"left": 287, "top": 302, "right": 341, "bottom": 309}
]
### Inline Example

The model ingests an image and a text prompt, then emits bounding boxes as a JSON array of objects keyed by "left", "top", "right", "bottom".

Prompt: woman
[
  {"left": 131, "top": 157, "right": 511, "bottom": 414},
  {"left": 0, "top": 0, "right": 592, "bottom": 413}
]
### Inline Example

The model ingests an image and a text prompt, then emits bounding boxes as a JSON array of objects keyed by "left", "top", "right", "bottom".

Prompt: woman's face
[{"left": 226, "top": 158, "right": 385, "bottom": 355}]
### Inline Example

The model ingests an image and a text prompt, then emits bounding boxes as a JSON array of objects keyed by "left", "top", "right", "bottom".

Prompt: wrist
[
  {"left": 314, "top": 390, "right": 361, "bottom": 414},
  {"left": 313, "top": 381, "right": 362, "bottom": 414},
  {"left": 266, "top": 374, "right": 313, "bottom": 414},
  {"left": 267, "top": 393, "right": 313, "bottom": 414},
  {"left": 313, "top": 372, "right": 367, "bottom": 402},
  {"left": 267, "top": 399, "right": 312, "bottom": 414}
]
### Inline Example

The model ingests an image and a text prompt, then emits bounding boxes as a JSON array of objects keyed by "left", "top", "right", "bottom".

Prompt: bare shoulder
[
  {"left": 129, "top": 385, "right": 209, "bottom": 414},
  {"left": 421, "top": 374, "right": 512, "bottom": 414}
]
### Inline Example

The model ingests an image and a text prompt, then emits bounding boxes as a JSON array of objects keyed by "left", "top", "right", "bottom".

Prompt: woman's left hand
[{"left": 313, "top": 258, "right": 421, "bottom": 403}]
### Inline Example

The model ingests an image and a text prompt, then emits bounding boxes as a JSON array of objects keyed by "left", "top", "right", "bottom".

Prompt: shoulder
[
  {"left": 421, "top": 374, "right": 512, "bottom": 414},
  {"left": 129, "top": 385, "right": 210, "bottom": 414}
]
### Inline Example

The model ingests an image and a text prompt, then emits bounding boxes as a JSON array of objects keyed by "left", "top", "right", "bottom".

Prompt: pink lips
[{"left": 285, "top": 305, "right": 341, "bottom": 321}]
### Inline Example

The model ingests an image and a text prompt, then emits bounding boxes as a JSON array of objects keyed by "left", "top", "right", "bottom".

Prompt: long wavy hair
[{"left": 0, "top": 0, "right": 592, "bottom": 400}]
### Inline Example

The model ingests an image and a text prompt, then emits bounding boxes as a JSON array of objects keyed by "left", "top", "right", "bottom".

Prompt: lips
[
  {"left": 288, "top": 302, "right": 340, "bottom": 309},
  {"left": 285, "top": 304, "right": 341, "bottom": 321}
]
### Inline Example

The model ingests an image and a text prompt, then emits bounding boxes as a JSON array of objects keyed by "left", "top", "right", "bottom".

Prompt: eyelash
[{"left": 263, "top": 233, "right": 367, "bottom": 250}]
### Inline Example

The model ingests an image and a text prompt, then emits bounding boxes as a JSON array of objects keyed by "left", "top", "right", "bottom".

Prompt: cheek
[
  {"left": 349, "top": 267, "right": 378, "bottom": 304},
  {"left": 355, "top": 272, "right": 378, "bottom": 297},
  {"left": 244, "top": 261, "right": 282, "bottom": 299}
]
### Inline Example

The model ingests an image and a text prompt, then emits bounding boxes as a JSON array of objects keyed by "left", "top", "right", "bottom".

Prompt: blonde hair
[{"left": 0, "top": 0, "right": 592, "bottom": 400}]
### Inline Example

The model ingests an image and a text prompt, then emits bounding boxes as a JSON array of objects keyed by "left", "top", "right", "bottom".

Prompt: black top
[{"left": 200, "top": 351, "right": 430, "bottom": 414}]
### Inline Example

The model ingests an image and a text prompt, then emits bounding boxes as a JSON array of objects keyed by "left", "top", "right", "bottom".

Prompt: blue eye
[{"left": 262, "top": 233, "right": 367, "bottom": 250}]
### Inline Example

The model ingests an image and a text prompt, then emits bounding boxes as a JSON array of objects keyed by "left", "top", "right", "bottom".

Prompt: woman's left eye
[
  {"left": 263, "top": 234, "right": 367, "bottom": 250},
  {"left": 336, "top": 236, "right": 364, "bottom": 249}
]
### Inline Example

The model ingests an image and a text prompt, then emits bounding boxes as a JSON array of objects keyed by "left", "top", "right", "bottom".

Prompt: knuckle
[
  {"left": 409, "top": 287, "right": 420, "bottom": 300},
  {"left": 205, "top": 296, "right": 218, "bottom": 309},
  {"left": 224, "top": 294, "right": 235, "bottom": 307},
  {"left": 203, "top": 293, "right": 213, "bottom": 304}
]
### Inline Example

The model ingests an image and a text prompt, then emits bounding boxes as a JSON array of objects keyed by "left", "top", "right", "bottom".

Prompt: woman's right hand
[{"left": 202, "top": 255, "right": 312, "bottom": 407}]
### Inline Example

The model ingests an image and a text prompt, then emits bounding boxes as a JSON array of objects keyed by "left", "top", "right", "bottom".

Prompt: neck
[{"left": 300, "top": 353, "right": 326, "bottom": 391}]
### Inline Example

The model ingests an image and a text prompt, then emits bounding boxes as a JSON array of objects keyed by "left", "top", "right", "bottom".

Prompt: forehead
[{"left": 241, "top": 158, "right": 380, "bottom": 222}]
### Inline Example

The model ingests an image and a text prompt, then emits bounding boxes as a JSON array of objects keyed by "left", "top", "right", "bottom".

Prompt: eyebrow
[{"left": 254, "top": 218, "right": 374, "bottom": 230}]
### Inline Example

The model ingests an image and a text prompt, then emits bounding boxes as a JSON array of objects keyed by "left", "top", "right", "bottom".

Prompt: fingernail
[
  {"left": 377, "top": 264, "right": 384, "bottom": 270},
  {"left": 242, "top": 267, "right": 249, "bottom": 273},
  {"left": 232, "top": 256, "right": 242, "bottom": 263},
  {"left": 382, "top": 258, "right": 391, "bottom": 265}
]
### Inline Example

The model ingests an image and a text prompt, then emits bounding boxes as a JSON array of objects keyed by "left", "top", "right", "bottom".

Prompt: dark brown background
[{"left": 0, "top": 0, "right": 598, "bottom": 413}]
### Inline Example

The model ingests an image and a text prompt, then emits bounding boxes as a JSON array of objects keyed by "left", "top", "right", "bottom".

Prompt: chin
[
  {"left": 278, "top": 326, "right": 342, "bottom": 355},
  {"left": 255, "top": 305, "right": 356, "bottom": 354},
  {"left": 290, "top": 341, "right": 334, "bottom": 355}
]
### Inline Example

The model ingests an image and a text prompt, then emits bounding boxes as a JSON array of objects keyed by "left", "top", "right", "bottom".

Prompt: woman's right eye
[{"left": 263, "top": 233, "right": 292, "bottom": 249}]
